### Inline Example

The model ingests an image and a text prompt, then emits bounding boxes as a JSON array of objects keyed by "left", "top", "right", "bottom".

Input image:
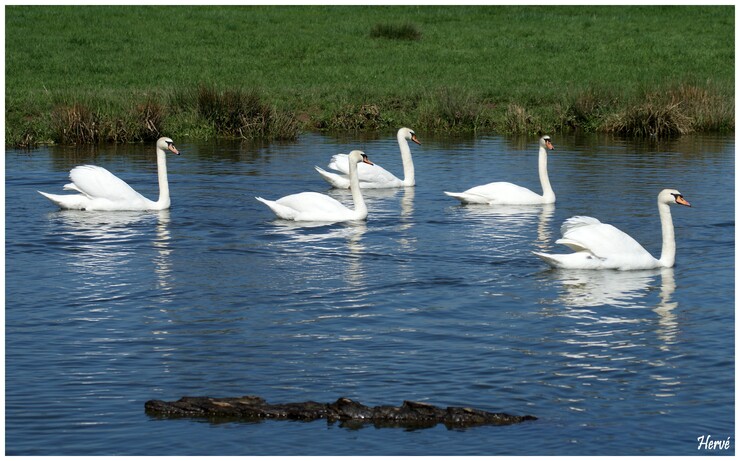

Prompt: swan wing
[
  {"left": 328, "top": 154, "right": 401, "bottom": 186},
  {"left": 559, "top": 215, "right": 602, "bottom": 235},
  {"left": 536, "top": 215, "right": 660, "bottom": 270},
  {"left": 276, "top": 192, "right": 348, "bottom": 214},
  {"left": 556, "top": 216, "right": 652, "bottom": 259},
  {"left": 69, "top": 165, "right": 147, "bottom": 203},
  {"left": 445, "top": 182, "right": 542, "bottom": 205},
  {"left": 258, "top": 192, "right": 353, "bottom": 221},
  {"left": 357, "top": 163, "right": 401, "bottom": 185},
  {"left": 328, "top": 154, "right": 350, "bottom": 173},
  {"left": 62, "top": 182, "right": 88, "bottom": 195}
]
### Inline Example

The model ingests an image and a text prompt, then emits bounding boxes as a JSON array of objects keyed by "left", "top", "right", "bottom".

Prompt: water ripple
[{"left": 6, "top": 134, "right": 735, "bottom": 455}]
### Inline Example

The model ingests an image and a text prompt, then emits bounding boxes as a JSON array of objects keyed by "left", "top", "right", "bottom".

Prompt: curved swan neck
[
  {"left": 658, "top": 201, "right": 676, "bottom": 267},
  {"left": 538, "top": 146, "right": 555, "bottom": 203},
  {"left": 398, "top": 131, "right": 415, "bottom": 187},
  {"left": 348, "top": 157, "right": 368, "bottom": 219},
  {"left": 155, "top": 147, "right": 171, "bottom": 209}
]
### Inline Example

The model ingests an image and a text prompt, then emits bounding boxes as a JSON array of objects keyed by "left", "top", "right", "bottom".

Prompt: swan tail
[
  {"left": 532, "top": 251, "right": 566, "bottom": 268},
  {"left": 38, "top": 190, "right": 89, "bottom": 210},
  {"left": 255, "top": 196, "right": 298, "bottom": 220},
  {"left": 444, "top": 191, "right": 466, "bottom": 201},
  {"left": 255, "top": 196, "right": 273, "bottom": 208},
  {"left": 314, "top": 166, "right": 350, "bottom": 189},
  {"left": 443, "top": 191, "right": 489, "bottom": 204},
  {"left": 533, "top": 250, "right": 607, "bottom": 270}
]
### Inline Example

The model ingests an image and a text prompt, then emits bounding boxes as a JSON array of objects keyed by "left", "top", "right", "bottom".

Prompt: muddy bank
[{"left": 145, "top": 395, "right": 537, "bottom": 429}]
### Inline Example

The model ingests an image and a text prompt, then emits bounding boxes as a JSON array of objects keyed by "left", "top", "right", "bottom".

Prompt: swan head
[
  {"left": 348, "top": 150, "right": 374, "bottom": 166},
  {"left": 157, "top": 137, "right": 180, "bottom": 155},
  {"left": 540, "top": 135, "right": 554, "bottom": 150},
  {"left": 660, "top": 189, "right": 691, "bottom": 207},
  {"left": 399, "top": 127, "right": 421, "bottom": 145}
]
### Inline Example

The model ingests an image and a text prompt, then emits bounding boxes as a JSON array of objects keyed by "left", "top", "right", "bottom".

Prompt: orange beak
[
  {"left": 411, "top": 134, "right": 421, "bottom": 145},
  {"left": 168, "top": 143, "right": 180, "bottom": 155},
  {"left": 545, "top": 140, "right": 554, "bottom": 150},
  {"left": 362, "top": 157, "right": 374, "bottom": 166},
  {"left": 676, "top": 195, "right": 691, "bottom": 207}
]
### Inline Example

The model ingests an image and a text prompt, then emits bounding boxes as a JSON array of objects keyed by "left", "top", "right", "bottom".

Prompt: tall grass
[
  {"left": 369, "top": 22, "right": 422, "bottom": 41},
  {"left": 318, "top": 104, "right": 386, "bottom": 131},
  {"left": 417, "top": 88, "right": 485, "bottom": 133},
  {"left": 196, "top": 85, "right": 299, "bottom": 140},
  {"left": 5, "top": 5, "right": 734, "bottom": 146},
  {"left": 49, "top": 97, "right": 167, "bottom": 145},
  {"left": 576, "top": 83, "right": 735, "bottom": 137}
]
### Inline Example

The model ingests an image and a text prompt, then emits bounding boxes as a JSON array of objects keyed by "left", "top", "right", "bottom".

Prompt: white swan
[
  {"left": 533, "top": 189, "right": 691, "bottom": 270},
  {"left": 315, "top": 127, "right": 421, "bottom": 189},
  {"left": 38, "top": 137, "right": 180, "bottom": 211},
  {"left": 256, "top": 150, "right": 374, "bottom": 222},
  {"left": 444, "top": 135, "right": 555, "bottom": 205}
]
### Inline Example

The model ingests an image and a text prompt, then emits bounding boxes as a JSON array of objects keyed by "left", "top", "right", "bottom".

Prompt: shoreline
[{"left": 7, "top": 82, "right": 734, "bottom": 148}]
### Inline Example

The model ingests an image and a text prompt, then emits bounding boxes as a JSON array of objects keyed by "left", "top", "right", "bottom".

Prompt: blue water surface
[{"left": 5, "top": 133, "right": 735, "bottom": 455}]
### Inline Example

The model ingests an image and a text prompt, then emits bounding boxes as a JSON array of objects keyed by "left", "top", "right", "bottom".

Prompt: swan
[
  {"left": 533, "top": 189, "right": 691, "bottom": 270},
  {"left": 315, "top": 127, "right": 421, "bottom": 189},
  {"left": 38, "top": 137, "right": 180, "bottom": 211},
  {"left": 256, "top": 150, "right": 374, "bottom": 222},
  {"left": 444, "top": 135, "right": 555, "bottom": 205}
]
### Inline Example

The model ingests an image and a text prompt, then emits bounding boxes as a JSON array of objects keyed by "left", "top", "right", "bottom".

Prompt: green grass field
[{"left": 5, "top": 5, "right": 735, "bottom": 146}]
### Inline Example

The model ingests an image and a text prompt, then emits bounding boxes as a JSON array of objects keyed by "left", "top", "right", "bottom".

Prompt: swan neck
[
  {"left": 658, "top": 201, "right": 676, "bottom": 267},
  {"left": 398, "top": 132, "right": 415, "bottom": 186},
  {"left": 156, "top": 147, "right": 171, "bottom": 209},
  {"left": 348, "top": 158, "right": 368, "bottom": 219},
  {"left": 538, "top": 146, "right": 555, "bottom": 202}
]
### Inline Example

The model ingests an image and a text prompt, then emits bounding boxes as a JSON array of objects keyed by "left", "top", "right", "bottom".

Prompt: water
[{"left": 5, "top": 132, "right": 734, "bottom": 455}]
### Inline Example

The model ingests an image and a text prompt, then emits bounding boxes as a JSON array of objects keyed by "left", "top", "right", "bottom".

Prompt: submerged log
[{"left": 144, "top": 396, "right": 536, "bottom": 429}]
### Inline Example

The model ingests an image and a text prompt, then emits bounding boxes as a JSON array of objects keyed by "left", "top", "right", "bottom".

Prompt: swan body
[
  {"left": 315, "top": 128, "right": 420, "bottom": 189},
  {"left": 533, "top": 189, "right": 691, "bottom": 270},
  {"left": 38, "top": 137, "right": 180, "bottom": 211},
  {"left": 445, "top": 135, "right": 555, "bottom": 205},
  {"left": 257, "top": 150, "right": 373, "bottom": 222}
]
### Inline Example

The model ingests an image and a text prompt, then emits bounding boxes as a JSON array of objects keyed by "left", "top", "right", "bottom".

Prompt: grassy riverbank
[{"left": 5, "top": 5, "right": 734, "bottom": 146}]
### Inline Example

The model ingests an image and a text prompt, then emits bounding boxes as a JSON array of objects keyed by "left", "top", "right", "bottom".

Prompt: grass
[
  {"left": 5, "top": 5, "right": 735, "bottom": 146},
  {"left": 195, "top": 85, "right": 299, "bottom": 140}
]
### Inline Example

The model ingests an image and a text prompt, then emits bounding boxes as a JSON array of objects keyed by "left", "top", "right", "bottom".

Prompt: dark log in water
[{"left": 144, "top": 396, "right": 536, "bottom": 429}]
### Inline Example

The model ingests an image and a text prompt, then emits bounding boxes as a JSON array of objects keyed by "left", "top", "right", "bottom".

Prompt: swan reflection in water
[
  {"left": 395, "top": 186, "right": 416, "bottom": 259},
  {"left": 452, "top": 203, "right": 554, "bottom": 254},
  {"left": 326, "top": 185, "right": 405, "bottom": 220},
  {"left": 652, "top": 268, "right": 678, "bottom": 351},
  {"left": 540, "top": 267, "right": 681, "bottom": 405},
  {"left": 51, "top": 209, "right": 174, "bottom": 299},
  {"left": 262, "top": 218, "right": 368, "bottom": 289},
  {"left": 152, "top": 210, "right": 174, "bottom": 296},
  {"left": 545, "top": 267, "right": 678, "bottom": 344}
]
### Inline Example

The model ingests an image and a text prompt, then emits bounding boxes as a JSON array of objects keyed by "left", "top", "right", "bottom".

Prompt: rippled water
[{"left": 5, "top": 133, "right": 734, "bottom": 455}]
